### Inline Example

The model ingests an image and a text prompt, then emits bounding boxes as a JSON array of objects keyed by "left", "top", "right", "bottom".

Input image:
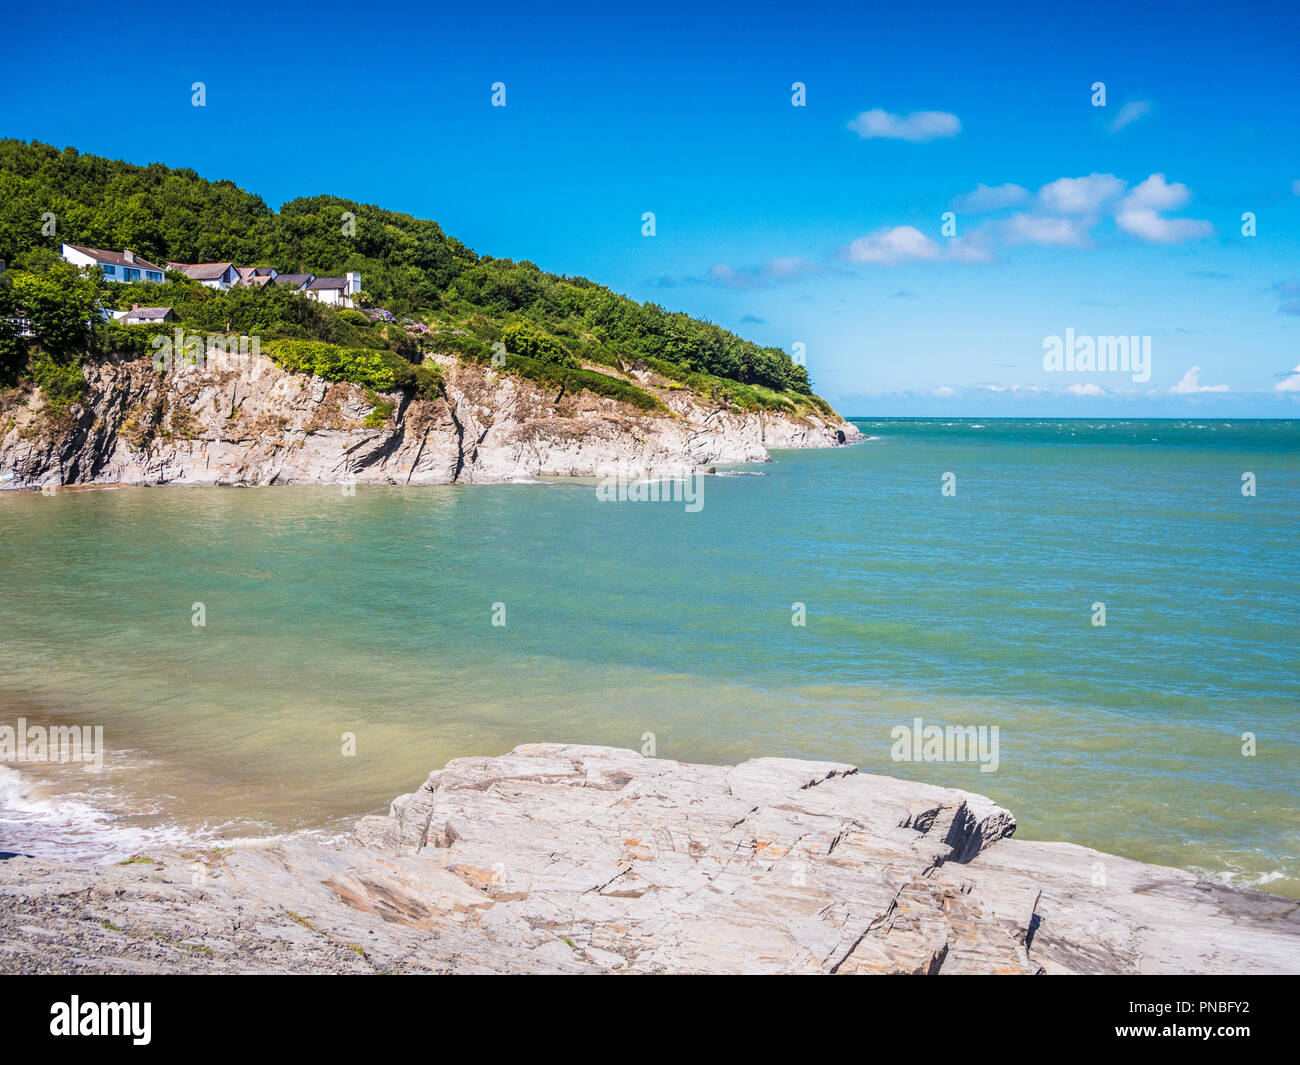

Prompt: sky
[{"left": 3, "top": 0, "right": 1299, "bottom": 416}]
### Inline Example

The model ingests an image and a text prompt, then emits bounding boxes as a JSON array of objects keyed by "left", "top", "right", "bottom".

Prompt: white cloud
[
  {"left": 933, "top": 385, "right": 956, "bottom": 397},
  {"left": 1123, "top": 173, "right": 1190, "bottom": 211},
  {"left": 951, "top": 182, "right": 1029, "bottom": 212},
  {"left": 1037, "top": 173, "right": 1126, "bottom": 215},
  {"left": 1067, "top": 383, "right": 1105, "bottom": 396},
  {"left": 1001, "top": 213, "right": 1092, "bottom": 248},
  {"left": 707, "top": 257, "right": 819, "bottom": 287},
  {"left": 1115, "top": 175, "right": 1213, "bottom": 243},
  {"left": 841, "top": 225, "right": 942, "bottom": 265},
  {"left": 1275, "top": 364, "right": 1300, "bottom": 392},
  {"left": 708, "top": 264, "right": 761, "bottom": 288},
  {"left": 945, "top": 232, "right": 997, "bottom": 263},
  {"left": 797, "top": 169, "right": 1214, "bottom": 278},
  {"left": 1109, "top": 100, "right": 1152, "bottom": 132},
  {"left": 1171, "top": 366, "right": 1229, "bottom": 393},
  {"left": 1116, "top": 209, "right": 1213, "bottom": 243},
  {"left": 762, "top": 256, "right": 818, "bottom": 280},
  {"left": 848, "top": 109, "right": 961, "bottom": 142}
]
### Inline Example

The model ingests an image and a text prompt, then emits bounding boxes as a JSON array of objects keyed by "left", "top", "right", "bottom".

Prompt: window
[
  {"left": 146, "top": 271, "right": 162, "bottom": 281},
  {"left": 124, "top": 268, "right": 141, "bottom": 282},
  {"left": 100, "top": 264, "right": 116, "bottom": 276}
]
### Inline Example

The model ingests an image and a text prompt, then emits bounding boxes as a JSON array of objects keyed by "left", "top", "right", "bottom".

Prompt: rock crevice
[
  {"left": 2, "top": 744, "right": 1296, "bottom": 973},
  {"left": 0, "top": 354, "right": 862, "bottom": 489}
]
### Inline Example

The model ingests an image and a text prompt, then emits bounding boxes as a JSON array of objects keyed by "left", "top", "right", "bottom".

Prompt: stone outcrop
[
  {"left": 1, "top": 745, "right": 1296, "bottom": 974},
  {"left": 0, "top": 352, "right": 860, "bottom": 489}
]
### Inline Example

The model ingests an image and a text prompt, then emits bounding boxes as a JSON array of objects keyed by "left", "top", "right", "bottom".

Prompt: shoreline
[
  {"left": 1, "top": 673, "right": 1295, "bottom": 901},
  {"left": 2, "top": 744, "right": 1296, "bottom": 974},
  {"left": 5, "top": 750, "right": 1294, "bottom": 902},
  {"left": 0, "top": 352, "right": 863, "bottom": 491}
]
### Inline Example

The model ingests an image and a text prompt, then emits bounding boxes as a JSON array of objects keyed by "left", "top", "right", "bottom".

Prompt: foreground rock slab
[{"left": 1, "top": 744, "right": 1296, "bottom": 974}]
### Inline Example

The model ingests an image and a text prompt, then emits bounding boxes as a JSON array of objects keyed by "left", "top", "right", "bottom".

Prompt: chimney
[
  {"left": 132, "top": 303, "right": 139, "bottom": 310},
  {"left": 124, "top": 250, "right": 135, "bottom": 263},
  {"left": 346, "top": 271, "right": 361, "bottom": 295}
]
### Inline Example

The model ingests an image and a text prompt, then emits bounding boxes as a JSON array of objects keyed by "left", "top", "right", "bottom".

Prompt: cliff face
[
  {"left": 0, "top": 352, "right": 860, "bottom": 489},
  {"left": 1, "top": 745, "right": 1296, "bottom": 975}
]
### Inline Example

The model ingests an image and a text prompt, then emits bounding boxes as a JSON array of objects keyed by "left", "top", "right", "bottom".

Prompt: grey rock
[
  {"left": 0, "top": 353, "right": 862, "bottom": 489},
  {"left": 0, "top": 744, "right": 1295, "bottom": 974}
]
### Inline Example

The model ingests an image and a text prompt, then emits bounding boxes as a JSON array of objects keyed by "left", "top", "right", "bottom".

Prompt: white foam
[
  {"left": 1189, "top": 861, "right": 1293, "bottom": 893},
  {"left": 0, "top": 764, "right": 198, "bottom": 864}
]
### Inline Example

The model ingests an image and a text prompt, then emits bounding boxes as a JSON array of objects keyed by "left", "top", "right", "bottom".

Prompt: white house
[
  {"left": 166, "top": 262, "right": 240, "bottom": 289},
  {"left": 305, "top": 272, "right": 361, "bottom": 308},
  {"left": 119, "top": 305, "right": 177, "bottom": 324},
  {"left": 271, "top": 272, "right": 315, "bottom": 292},
  {"left": 61, "top": 244, "right": 165, "bottom": 283},
  {"left": 235, "top": 266, "right": 280, "bottom": 288}
]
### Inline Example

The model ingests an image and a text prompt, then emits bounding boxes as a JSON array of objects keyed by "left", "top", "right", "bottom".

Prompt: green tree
[
  {"left": 0, "top": 138, "right": 819, "bottom": 400},
  {"left": 501, "top": 320, "right": 574, "bottom": 366},
  {"left": 9, "top": 262, "right": 102, "bottom": 358},
  {"left": 0, "top": 272, "right": 26, "bottom": 384}
]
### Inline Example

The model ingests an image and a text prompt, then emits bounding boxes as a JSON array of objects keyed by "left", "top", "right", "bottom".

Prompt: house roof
[
  {"left": 120, "top": 306, "right": 174, "bottom": 321},
  {"left": 64, "top": 244, "right": 163, "bottom": 273},
  {"left": 238, "top": 275, "right": 275, "bottom": 288},
  {"left": 273, "top": 273, "right": 315, "bottom": 286},
  {"left": 307, "top": 277, "right": 347, "bottom": 291},
  {"left": 166, "top": 262, "right": 235, "bottom": 280}
]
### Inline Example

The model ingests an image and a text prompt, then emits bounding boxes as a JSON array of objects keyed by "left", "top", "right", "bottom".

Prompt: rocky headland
[
  {"left": 1, "top": 744, "right": 1295, "bottom": 974},
  {"left": 0, "top": 351, "right": 860, "bottom": 489}
]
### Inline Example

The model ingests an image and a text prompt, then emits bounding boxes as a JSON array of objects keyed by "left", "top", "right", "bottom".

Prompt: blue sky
[{"left": 3, "top": 0, "right": 1298, "bottom": 415}]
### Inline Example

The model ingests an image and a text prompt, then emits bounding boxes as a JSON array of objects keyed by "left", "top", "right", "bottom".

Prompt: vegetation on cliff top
[{"left": 0, "top": 139, "right": 822, "bottom": 416}]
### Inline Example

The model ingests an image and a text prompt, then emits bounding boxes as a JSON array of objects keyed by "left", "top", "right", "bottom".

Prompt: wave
[
  {"left": 0, "top": 764, "right": 197, "bottom": 864},
  {"left": 0, "top": 764, "right": 352, "bottom": 864},
  {"left": 1189, "top": 861, "right": 1295, "bottom": 894}
]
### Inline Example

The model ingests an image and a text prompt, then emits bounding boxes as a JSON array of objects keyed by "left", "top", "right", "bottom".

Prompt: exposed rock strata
[
  {"left": 1, "top": 745, "right": 1295, "bottom": 974},
  {"left": 0, "top": 353, "right": 860, "bottom": 489}
]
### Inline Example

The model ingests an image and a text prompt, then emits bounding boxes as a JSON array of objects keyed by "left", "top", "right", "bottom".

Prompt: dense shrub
[
  {"left": 501, "top": 321, "right": 575, "bottom": 367},
  {"left": 263, "top": 338, "right": 441, "bottom": 399},
  {"left": 0, "top": 273, "right": 24, "bottom": 383},
  {"left": 28, "top": 351, "right": 85, "bottom": 411},
  {"left": 0, "top": 138, "right": 822, "bottom": 406},
  {"left": 426, "top": 333, "right": 491, "bottom": 360}
]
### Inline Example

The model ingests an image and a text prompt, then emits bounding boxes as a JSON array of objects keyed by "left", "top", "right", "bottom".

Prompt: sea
[{"left": 1, "top": 418, "right": 1296, "bottom": 895}]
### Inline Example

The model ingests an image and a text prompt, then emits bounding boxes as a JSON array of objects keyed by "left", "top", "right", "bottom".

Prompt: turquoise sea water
[{"left": 1, "top": 418, "right": 1297, "bottom": 894}]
